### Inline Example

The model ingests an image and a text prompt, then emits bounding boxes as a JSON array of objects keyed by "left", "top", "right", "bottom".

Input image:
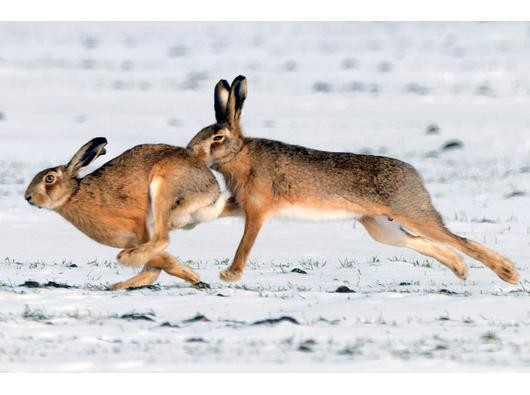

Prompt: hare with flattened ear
[
  {"left": 25, "top": 137, "right": 234, "bottom": 289},
  {"left": 187, "top": 75, "right": 520, "bottom": 285}
]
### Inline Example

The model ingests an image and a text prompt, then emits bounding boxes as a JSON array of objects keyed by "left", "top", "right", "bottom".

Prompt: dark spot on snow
[
  {"left": 125, "top": 284, "right": 161, "bottom": 291},
  {"left": 377, "top": 61, "right": 393, "bottom": 73},
  {"left": 120, "top": 313, "right": 155, "bottom": 322},
  {"left": 345, "top": 81, "right": 366, "bottom": 92},
  {"left": 425, "top": 123, "right": 440, "bottom": 135},
  {"left": 263, "top": 119, "right": 275, "bottom": 128},
  {"left": 120, "top": 60, "right": 133, "bottom": 71},
  {"left": 252, "top": 316, "right": 299, "bottom": 326},
  {"left": 405, "top": 82, "right": 429, "bottom": 96},
  {"left": 338, "top": 346, "right": 361, "bottom": 356},
  {"left": 282, "top": 60, "right": 297, "bottom": 72},
  {"left": 475, "top": 218, "right": 496, "bottom": 224},
  {"left": 441, "top": 140, "right": 464, "bottom": 151},
  {"left": 438, "top": 289, "right": 457, "bottom": 295},
  {"left": 20, "top": 280, "right": 73, "bottom": 289},
  {"left": 186, "top": 337, "right": 207, "bottom": 343},
  {"left": 160, "top": 321, "right": 180, "bottom": 328},
  {"left": 313, "top": 81, "right": 332, "bottom": 93},
  {"left": 167, "top": 45, "right": 189, "bottom": 58},
  {"left": 504, "top": 191, "right": 526, "bottom": 199},
  {"left": 476, "top": 83, "right": 495, "bottom": 97},
  {"left": 298, "top": 339, "right": 317, "bottom": 352},
  {"left": 519, "top": 166, "right": 530, "bottom": 174},
  {"left": 168, "top": 118, "right": 182, "bottom": 127},
  {"left": 291, "top": 268, "right": 307, "bottom": 274},
  {"left": 20, "top": 280, "right": 40, "bottom": 288},
  {"left": 424, "top": 150, "right": 439, "bottom": 158},
  {"left": 113, "top": 80, "right": 125, "bottom": 90},
  {"left": 82, "top": 36, "right": 100, "bottom": 50},
  {"left": 180, "top": 71, "right": 209, "bottom": 91},
  {"left": 216, "top": 293, "right": 228, "bottom": 297},
  {"left": 192, "top": 281, "right": 211, "bottom": 289},
  {"left": 44, "top": 281, "right": 72, "bottom": 289},
  {"left": 341, "top": 57, "right": 358, "bottom": 70},
  {"left": 73, "top": 115, "right": 86, "bottom": 124},
  {"left": 399, "top": 282, "right": 411, "bottom": 286},
  {"left": 81, "top": 59, "right": 95, "bottom": 69},
  {"left": 183, "top": 314, "right": 210, "bottom": 323},
  {"left": 67, "top": 263, "right": 78, "bottom": 268},
  {"left": 335, "top": 285, "right": 356, "bottom": 293}
]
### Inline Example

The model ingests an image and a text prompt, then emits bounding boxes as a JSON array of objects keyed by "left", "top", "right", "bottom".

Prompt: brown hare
[
  {"left": 187, "top": 75, "right": 520, "bottom": 285},
  {"left": 25, "top": 137, "right": 233, "bottom": 289}
]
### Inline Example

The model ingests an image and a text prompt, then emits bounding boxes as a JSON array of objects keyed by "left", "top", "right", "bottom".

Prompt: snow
[{"left": 0, "top": 22, "right": 529, "bottom": 372}]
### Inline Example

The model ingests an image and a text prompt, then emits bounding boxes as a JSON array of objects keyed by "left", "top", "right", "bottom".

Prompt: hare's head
[
  {"left": 187, "top": 76, "right": 247, "bottom": 166},
  {"left": 25, "top": 137, "right": 107, "bottom": 209}
]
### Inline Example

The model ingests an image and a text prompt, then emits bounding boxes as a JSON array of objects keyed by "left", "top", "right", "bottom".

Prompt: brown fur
[
  {"left": 25, "top": 139, "right": 228, "bottom": 289},
  {"left": 187, "top": 76, "right": 519, "bottom": 284}
]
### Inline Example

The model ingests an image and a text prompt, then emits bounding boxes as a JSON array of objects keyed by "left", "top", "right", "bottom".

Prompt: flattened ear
[
  {"left": 66, "top": 137, "right": 107, "bottom": 176},
  {"left": 214, "top": 79, "right": 230, "bottom": 123},
  {"left": 227, "top": 75, "right": 247, "bottom": 127}
]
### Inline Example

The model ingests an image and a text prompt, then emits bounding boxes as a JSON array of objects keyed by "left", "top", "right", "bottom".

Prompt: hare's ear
[
  {"left": 66, "top": 137, "right": 107, "bottom": 176},
  {"left": 227, "top": 75, "right": 247, "bottom": 128},
  {"left": 214, "top": 79, "right": 230, "bottom": 123}
]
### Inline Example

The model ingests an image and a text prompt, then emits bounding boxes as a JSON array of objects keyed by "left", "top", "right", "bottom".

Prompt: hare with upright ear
[
  {"left": 187, "top": 75, "right": 520, "bottom": 285},
  {"left": 25, "top": 138, "right": 232, "bottom": 289}
]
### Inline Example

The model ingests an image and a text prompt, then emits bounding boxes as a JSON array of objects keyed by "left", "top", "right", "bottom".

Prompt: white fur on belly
[
  {"left": 275, "top": 205, "right": 362, "bottom": 222},
  {"left": 169, "top": 191, "right": 231, "bottom": 230}
]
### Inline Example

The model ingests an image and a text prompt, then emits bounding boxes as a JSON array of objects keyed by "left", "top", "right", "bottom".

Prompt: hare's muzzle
[{"left": 25, "top": 194, "right": 35, "bottom": 206}]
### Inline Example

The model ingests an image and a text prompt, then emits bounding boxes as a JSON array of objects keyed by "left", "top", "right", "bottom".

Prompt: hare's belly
[{"left": 275, "top": 205, "right": 362, "bottom": 221}]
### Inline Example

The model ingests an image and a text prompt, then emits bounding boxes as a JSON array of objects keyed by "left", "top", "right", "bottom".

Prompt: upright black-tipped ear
[
  {"left": 66, "top": 137, "right": 107, "bottom": 176},
  {"left": 227, "top": 75, "right": 247, "bottom": 128},
  {"left": 214, "top": 79, "right": 230, "bottom": 123}
]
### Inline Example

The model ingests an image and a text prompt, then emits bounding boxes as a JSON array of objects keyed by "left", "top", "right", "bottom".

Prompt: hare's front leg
[
  {"left": 110, "top": 264, "right": 161, "bottom": 290},
  {"left": 118, "top": 175, "right": 172, "bottom": 266},
  {"left": 220, "top": 207, "right": 268, "bottom": 282}
]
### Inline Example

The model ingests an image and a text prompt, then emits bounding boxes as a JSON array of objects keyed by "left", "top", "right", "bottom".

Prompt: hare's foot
[
  {"left": 117, "top": 240, "right": 168, "bottom": 266},
  {"left": 166, "top": 264, "right": 200, "bottom": 284},
  {"left": 220, "top": 268, "right": 242, "bottom": 282},
  {"left": 109, "top": 265, "right": 161, "bottom": 290},
  {"left": 147, "top": 253, "right": 201, "bottom": 284}
]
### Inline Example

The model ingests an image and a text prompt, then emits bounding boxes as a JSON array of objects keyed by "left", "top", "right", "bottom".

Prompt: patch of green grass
[{"left": 23, "top": 305, "right": 52, "bottom": 321}]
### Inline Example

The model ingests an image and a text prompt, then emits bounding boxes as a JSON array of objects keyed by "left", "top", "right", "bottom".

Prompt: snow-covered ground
[{"left": 0, "top": 22, "right": 529, "bottom": 372}]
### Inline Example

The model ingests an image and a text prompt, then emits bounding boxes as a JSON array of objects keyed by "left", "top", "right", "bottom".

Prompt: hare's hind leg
[
  {"left": 110, "top": 264, "right": 161, "bottom": 290},
  {"left": 394, "top": 213, "right": 519, "bottom": 284},
  {"left": 148, "top": 252, "right": 200, "bottom": 284},
  {"left": 118, "top": 174, "right": 172, "bottom": 266},
  {"left": 360, "top": 216, "right": 468, "bottom": 280},
  {"left": 110, "top": 252, "right": 200, "bottom": 290}
]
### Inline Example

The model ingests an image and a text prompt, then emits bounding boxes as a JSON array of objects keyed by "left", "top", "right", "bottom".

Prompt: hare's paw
[
  {"left": 117, "top": 247, "right": 145, "bottom": 266},
  {"left": 220, "top": 269, "right": 242, "bottom": 282},
  {"left": 451, "top": 262, "right": 469, "bottom": 281},
  {"left": 497, "top": 263, "right": 520, "bottom": 285},
  {"left": 109, "top": 281, "right": 127, "bottom": 290}
]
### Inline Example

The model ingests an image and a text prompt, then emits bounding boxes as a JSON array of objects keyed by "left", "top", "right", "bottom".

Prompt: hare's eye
[
  {"left": 45, "top": 175, "right": 55, "bottom": 184},
  {"left": 213, "top": 135, "right": 224, "bottom": 142}
]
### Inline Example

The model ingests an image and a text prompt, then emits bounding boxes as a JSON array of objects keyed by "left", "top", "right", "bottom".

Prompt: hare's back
[
  {"left": 248, "top": 138, "right": 425, "bottom": 205},
  {"left": 82, "top": 144, "right": 216, "bottom": 197}
]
